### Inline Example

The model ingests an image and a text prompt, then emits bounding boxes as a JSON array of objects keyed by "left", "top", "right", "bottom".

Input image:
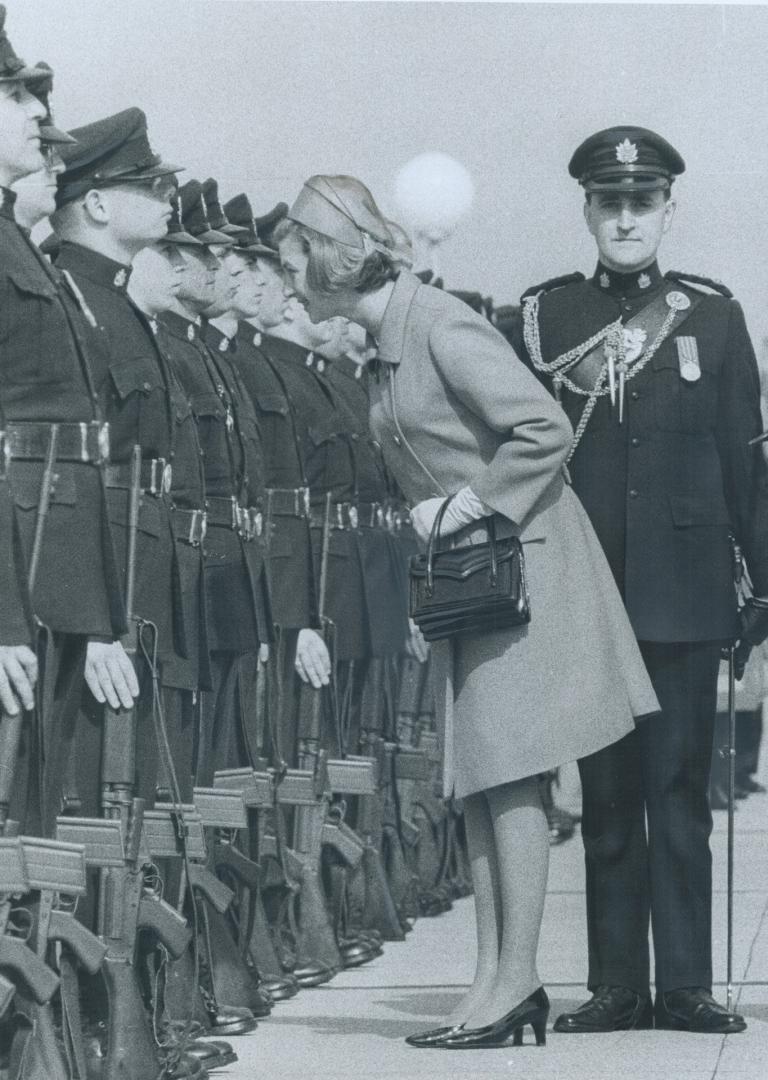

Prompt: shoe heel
[
  {"left": 532, "top": 1013, "right": 548, "bottom": 1047},
  {"left": 512, "top": 1028, "right": 523, "bottom": 1047}
]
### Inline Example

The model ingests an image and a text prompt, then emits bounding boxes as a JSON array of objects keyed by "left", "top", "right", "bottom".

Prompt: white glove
[
  {"left": 85, "top": 640, "right": 140, "bottom": 710},
  {"left": 295, "top": 629, "right": 331, "bottom": 689},
  {"left": 0, "top": 644, "right": 38, "bottom": 714},
  {"left": 410, "top": 487, "right": 493, "bottom": 544}
]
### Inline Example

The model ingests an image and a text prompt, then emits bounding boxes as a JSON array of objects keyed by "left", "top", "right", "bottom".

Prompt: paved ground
[{"left": 223, "top": 755, "right": 768, "bottom": 1080}]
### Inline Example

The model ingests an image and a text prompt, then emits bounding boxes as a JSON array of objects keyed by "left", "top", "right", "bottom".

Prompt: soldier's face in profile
[
  {"left": 584, "top": 189, "right": 675, "bottom": 272},
  {"left": 253, "top": 256, "right": 291, "bottom": 329},
  {"left": 129, "top": 242, "right": 184, "bottom": 315},
  {"left": 11, "top": 149, "right": 64, "bottom": 228},
  {"left": 102, "top": 178, "right": 176, "bottom": 246},
  {"left": 223, "top": 251, "right": 264, "bottom": 318},
  {"left": 0, "top": 82, "right": 46, "bottom": 184},
  {"left": 176, "top": 245, "right": 219, "bottom": 309}
]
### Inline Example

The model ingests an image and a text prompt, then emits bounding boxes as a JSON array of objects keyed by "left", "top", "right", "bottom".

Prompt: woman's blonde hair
[{"left": 274, "top": 217, "right": 399, "bottom": 297}]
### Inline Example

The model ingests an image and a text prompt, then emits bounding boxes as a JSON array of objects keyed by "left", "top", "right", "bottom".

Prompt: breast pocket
[
  {"left": 9, "top": 460, "right": 77, "bottom": 509},
  {"left": 0, "top": 268, "right": 64, "bottom": 385},
  {"left": 110, "top": 356, "right": 164, "bottom": 400},
  {"left": 189, "top": 391, "right": 226, "bottom": 422},
  {"left": 652, "top": 345, "right": 718, "bottom": 435}
]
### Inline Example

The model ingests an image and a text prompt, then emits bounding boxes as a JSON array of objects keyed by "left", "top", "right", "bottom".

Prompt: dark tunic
[
  {"left": 229, "top": 327, "right": 316, "bottom": 631},
  {"left": 0, "top": 193, "right": 123, "bottom": 642},
  {"left": 158, "top": 312, "right": 271, "bottom": 654},
  {"left": 54, "top": 242, "right": 201, "bottom": 671}
]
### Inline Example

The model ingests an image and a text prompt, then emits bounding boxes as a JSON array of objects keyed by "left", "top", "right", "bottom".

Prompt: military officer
[{"left": 516, "top": 126, "right": 768, "bottom": 1034}]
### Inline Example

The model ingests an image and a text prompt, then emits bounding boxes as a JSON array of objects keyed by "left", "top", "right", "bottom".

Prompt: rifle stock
[{"left": 136, "top": 895, "right": 190, "bottom": 960}]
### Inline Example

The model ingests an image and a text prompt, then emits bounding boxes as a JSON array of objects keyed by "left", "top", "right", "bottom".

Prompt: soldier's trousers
[
  {"left": 195, "top": 651, "right": 260, "bottom": 785},
  {"left": 577, "top": 639, "right": 722, "bottom": 995}
]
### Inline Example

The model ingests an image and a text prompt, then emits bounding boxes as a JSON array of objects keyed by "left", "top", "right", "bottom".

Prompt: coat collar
[
  {"left": 56, "top": 241, "right": 132, "bottom": 292},
  {"left": 0, "top": 187, "right": 17, "bottom": 222},
  {"left": 590, "top": 259, "right": 663, "bottom": 300},
  {"left": 376, "top": 271, "right": 422, "bottom": 367},
  {"left": 160, "top": 308, "right": 201, "bottom": 343}
]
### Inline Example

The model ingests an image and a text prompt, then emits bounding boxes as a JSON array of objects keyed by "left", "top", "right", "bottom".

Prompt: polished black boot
[
  {"left": 655, "top": 989, "right": 747, "bottom": 1033},
  {"left": 554, "top": 986, "right": 653, "bottom": 1033}
]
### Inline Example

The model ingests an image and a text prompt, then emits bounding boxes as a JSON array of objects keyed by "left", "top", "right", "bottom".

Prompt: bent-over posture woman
[{"left": 277, "top": 175, "right": 659, "bottom": 1050}]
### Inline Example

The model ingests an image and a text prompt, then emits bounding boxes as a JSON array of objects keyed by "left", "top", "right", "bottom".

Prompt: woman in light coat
[{"left": 277, "top": 175, "right": 659, "bottom": 1050}]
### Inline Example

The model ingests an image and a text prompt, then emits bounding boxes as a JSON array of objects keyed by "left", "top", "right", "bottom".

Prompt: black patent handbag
[{"left": 409, "top": 496, "right": 531, "bottom": 642}]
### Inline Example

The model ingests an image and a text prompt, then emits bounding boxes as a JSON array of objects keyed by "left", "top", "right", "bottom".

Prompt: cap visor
[
  {"left": 0, "top": 62, "right": 54, "bottom": 84},
  {"left": 220, "top": 223, "right": 250, "bottom": 237},
  {"left": 238, "top": 241, "right": 279, "bottom": 257},
  {"left": 164, "top": 229, "right": 202, "bottom": 246},
  {"left": 196, "top": 228, "right": 233, "bottom": 245},
  {"left": 583, "top": 176, "right": 671, "bottom": 193},
  {"left": 40, "top": 124, "right": 77, "bottom": 145}
]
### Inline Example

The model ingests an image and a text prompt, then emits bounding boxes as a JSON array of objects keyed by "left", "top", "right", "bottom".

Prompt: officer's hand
[
  {"left": 85, "top": 641, "right": 140, "bottom": 710},
  {"left": 0, "top": 645, "right": 38, "bottom": 715},
  {"left": 295, "top": 629, "right": 331, "bottom": 689},
  {"left": 405, "top": 618, "right": 429, "bottom": 663},
  {"left": 410, "top": 498, "right": 447, "bottom": 545},
  {"left": 259, "top": 644, "right": 270, "bottom": 664}
]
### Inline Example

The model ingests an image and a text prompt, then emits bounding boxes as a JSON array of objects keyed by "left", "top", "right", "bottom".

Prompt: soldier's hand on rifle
[
  {"left": 0, "top": 644, "right": 38, "bottom": 714},
  {"left": 85, "top": 640, "right": 140, "bottom": 710},
  {"left": 295, "top": 629, "right": 331, "bottom": 689},
  {"left": 405, "top": 618, "right": 429, "bottom": 664}
]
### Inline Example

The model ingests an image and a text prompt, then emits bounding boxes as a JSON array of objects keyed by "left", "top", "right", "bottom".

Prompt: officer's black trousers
[{"left": 578, "top": 639, "right": 721, "bottom": 995}]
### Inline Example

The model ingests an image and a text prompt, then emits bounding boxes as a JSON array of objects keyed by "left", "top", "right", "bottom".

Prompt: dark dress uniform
[
  {"left": 515, "top": 129, "right": 768, "bottom": 1024},
  {"left": 53, "top": 241, "right": 205, "bottom": 803},
  {"left": 0, "top": 190, "right": 125, "bottom": 832},
  {"left": 158, "top": 312, "right": 272, "bottom": 782}
]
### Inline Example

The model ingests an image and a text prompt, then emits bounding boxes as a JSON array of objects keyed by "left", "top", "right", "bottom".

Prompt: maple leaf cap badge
[{"left": 616, "top": 139, "right": 639, "bottom": 164}]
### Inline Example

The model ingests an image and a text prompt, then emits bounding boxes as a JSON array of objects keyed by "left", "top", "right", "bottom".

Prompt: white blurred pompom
[{"left": 394, "top": 153, "right": 475, "bottom": 244}]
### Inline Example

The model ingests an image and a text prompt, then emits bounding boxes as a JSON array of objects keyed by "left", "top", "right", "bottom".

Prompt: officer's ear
[
  {"left": 81, "top": 187, "right": 110, "bottom": 225},
  {"left": 662, "top": 195, "right": 677, "bottom": 234}
]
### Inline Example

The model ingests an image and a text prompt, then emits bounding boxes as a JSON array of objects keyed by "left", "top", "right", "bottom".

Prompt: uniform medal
[{"left": 675, "top": 336, "right": 701, "bottom": 382}]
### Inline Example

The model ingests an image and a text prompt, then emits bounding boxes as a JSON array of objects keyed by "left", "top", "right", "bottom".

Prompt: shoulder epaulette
[
  {"left": 520, "top": 272, "right": 585, "bottom": 302},
  {"left": 665, "top": 271, "right": 733, "bottom": 299}
]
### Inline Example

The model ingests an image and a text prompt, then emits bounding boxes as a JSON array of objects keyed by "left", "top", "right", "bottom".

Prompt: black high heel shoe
[
  {"left": 405, "top": 1024, "right": 464, "bottom": 1048},
  {"left": 439, "top": 987, "right": 550, "bottom": 1049}
]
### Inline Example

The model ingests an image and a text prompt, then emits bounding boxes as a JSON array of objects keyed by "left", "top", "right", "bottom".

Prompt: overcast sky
[{"left": 9, "top": 1, "right": 768, "bottom": 356}]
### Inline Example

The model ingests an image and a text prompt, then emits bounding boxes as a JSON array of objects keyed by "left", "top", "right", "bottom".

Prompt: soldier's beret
[
  {"left": 202, "top": 179, "right": 249, "bottom": 239},
  {"left": 28, "top": 60, "right": 75, "bottom": 146},
  {"left": 164, "top": 190, "right": 202, "bottom": 247},
  {"left": 0, "top": 6, "right": 51, "bottom": 85},
  {"left": 223, "top": 193, "right": 277, "bottom": 257},
  {"left": 665, "top": 271, "right": 733, "bottom": 299},
  {"left": 56, "top": 107, "right": 182, "bottom": 207},
  {"left": 569, "top": 126, "right": 685, "bottom": 193}
]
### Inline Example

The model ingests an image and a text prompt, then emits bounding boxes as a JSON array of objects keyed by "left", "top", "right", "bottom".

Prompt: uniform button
[
  {"left": 169, "top": 451, "right": 175, "bottom": 459},
  {"left": 629, "top": 489, "right": 639, "bottom": 499},
  {"left": 393, "top": 435, "right": 402, "bottom": 447},
  {"left": 631, "top": 436, "right": 640, "bottom": 447},
  {"left": 143, "top": 381, "right": 152, "bottom": 391},
  {"left": 630, "top": 390, "right": 640, "bottom": 401}
]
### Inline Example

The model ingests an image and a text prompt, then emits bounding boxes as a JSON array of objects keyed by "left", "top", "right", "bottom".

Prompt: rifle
[{"left": 0, "top": 838, "right": 60, "bottom": 1011}]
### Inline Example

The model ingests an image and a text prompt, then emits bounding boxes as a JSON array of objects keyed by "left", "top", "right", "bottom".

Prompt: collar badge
[
  {"left": 219, "top": 337, "right": 229, "bottom": 352},
  {"left": 149, "top": 317, "right": 158, "bottom": 335},
  {"left": 252, "top": 331, "right": 262, "bottom": 346},
  {"left": 615, "top": 139, "right": 639, "bottom": 164},
  {"left": 600, "top": 272, "right": 610, "bottom": 289},
  {"left": 638, "top": 272, "right": 651, "bottom": 290},
  {"left": 113, "top": 268, "right": 128, "bottom": 288},
  {"left": 187, "top": 323, "right": 195, "bottom": 341},
  {"left": 305, "top": 352, "right": 314, "bottom": 367}
]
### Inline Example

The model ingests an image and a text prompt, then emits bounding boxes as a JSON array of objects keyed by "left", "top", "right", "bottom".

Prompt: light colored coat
[{"left": 369, "top": 272, "right": 660, "bottom": 798}]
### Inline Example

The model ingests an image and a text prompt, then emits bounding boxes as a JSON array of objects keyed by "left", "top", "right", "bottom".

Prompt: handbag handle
[{"left": 425, "top": 496, "right": 499, "bottom": 595}]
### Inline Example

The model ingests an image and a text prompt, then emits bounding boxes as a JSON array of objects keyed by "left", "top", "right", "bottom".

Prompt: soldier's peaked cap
[
  {"left": 55, "top": 107, "right": 182, "bottom": 207},
  {"left": 569, "top": 126, "right": 685, "bottom": 192},
  {"left": 223, "top": 193, "right": 277, "bottom": 256},
  {"left": 0, "top": 6, "right": 51, "bottom": 84}
]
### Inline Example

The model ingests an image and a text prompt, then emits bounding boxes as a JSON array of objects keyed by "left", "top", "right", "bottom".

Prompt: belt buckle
[
  {"left": 188, "top": 509, "right": 206, "bottom": 547},
  {"left": 252, "top": 510, "right": 263, "bottom": 539},
  {"left": 231, "top": 497, "right": 241, "bottom": 532},
  {"left": 97, "top": 422, "right": 110, "bottom": 465},
  {"left": 301, "top": 487, "right": 310, "bottom": 518},
  {"left": 375, "top": 504, "right": 385, "bottom": 528},
  {"left": 79, "top": 422, "right": 90, "bottom": 463},
  {"left": 149, "top": 458, "right": 164, "bottom": 496},
  {"left": 162, "top": 462, "right": 173, "bottom": 495},
  {"left": 348, "top": 504, "right": 358, "bottom": 530}
]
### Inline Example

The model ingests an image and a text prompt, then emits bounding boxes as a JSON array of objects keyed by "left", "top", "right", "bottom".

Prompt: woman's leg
[
  {"left": 444, "top": 789, "right": 502, "bottom": 1025},
  {"left": 462, "top": 774, "right": 549, "bottom": 1028}
]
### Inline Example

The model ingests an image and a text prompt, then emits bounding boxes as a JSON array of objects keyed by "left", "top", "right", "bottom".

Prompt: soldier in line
[
  {"left": 0, "top": 13, "right": 128, "bottom": 835},
  {"left": 516, "top": 126, "right": 768, "bottom": 1035}
]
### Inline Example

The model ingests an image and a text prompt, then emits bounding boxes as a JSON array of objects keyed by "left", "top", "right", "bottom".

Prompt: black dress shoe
[
  {"left": 440, "top": 987, "right": 550, "bottom": 1049},
  {"left": 655, "top": 988, "right": 747, "bottom": 1033},
  {"left": 405, "top": 1024, "right": 464, "bottom": 1047},
  {"left": 737, "top": 776, "right": 766, "bottom": 795},
  {"left": 554, "top": 986, "right": 653, "bottom": 1033}
]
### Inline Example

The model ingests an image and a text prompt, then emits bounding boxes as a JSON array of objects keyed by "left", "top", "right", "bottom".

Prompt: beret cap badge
[{"left": 615, "top": 139, "right": 639, "bottom": 165}]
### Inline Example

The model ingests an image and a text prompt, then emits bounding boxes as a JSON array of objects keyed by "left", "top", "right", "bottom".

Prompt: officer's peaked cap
[
  {"left": 55, "top": 107, "right": 182, "bottom": 207},
  {"left": 569, "top": 126, "right": 685, "bottom": 193}
]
